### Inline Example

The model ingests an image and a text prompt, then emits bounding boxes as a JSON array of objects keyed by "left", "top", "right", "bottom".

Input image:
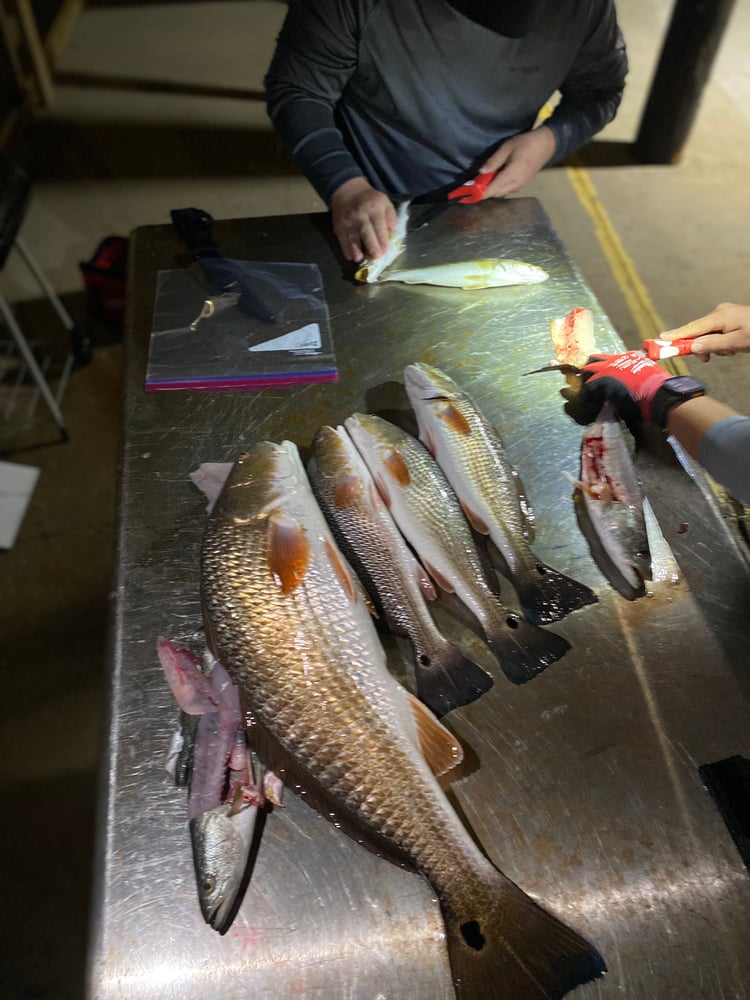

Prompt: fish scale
[
  {"left": 404, "top": 363, "right": 598, "bottom": 626},
  {"left": 344, "top": 412, "right": 574, "bottom": 684},
  {"left": 308, "top": 424, "right": 493, "bottom": 717},
  {"left": 200, "top": 439, "right": 605, "bottom": 999}
]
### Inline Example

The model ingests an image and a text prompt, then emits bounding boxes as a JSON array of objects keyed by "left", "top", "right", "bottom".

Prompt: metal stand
[{"left": 0, "top": 237, "right": 74, "bottom": 441}]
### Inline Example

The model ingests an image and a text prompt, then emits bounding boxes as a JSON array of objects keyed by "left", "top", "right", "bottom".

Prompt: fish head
[
  {"left": 189, "top": 802, "right": 257, "bottom": 934},
  {"left": 310, "top": 425, "right": 369, "bottom": 505},
  {"left": 403, "top": 363, "right": 458, "bottom": 403},
  {"left": 212, "top": 441, "right": 303, "bottom": 521},
  {"left": 344, "top": 413, "right": 403, "bottom": 462},
  {"left": 494, "top": 261, "right": 548, "bottom": 284},
  {"left": 310, "top": 424, "right": 352, "bottom": 470},
  {"left": 345, "top": 414, "right": 412, "bottom": 496}
]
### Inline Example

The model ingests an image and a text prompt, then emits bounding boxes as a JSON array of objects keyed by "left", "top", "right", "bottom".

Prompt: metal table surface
[{"left": 88, "top": 198, "right": 750, "bottom": 999}]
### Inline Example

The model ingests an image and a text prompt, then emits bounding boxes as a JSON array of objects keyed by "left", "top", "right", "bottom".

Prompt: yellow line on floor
[{"left": 565, "top": 158, "right": 688, "bottom": 379}]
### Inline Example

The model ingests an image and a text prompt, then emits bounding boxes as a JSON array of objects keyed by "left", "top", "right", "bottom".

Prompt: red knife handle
[{"left": 447, "top": 171, "right": 495, "bottom": 204}]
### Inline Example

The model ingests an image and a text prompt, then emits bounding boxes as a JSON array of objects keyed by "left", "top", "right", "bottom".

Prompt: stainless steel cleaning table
[{"left": 87, "top": 198, "right": 750, "bottom": 999}]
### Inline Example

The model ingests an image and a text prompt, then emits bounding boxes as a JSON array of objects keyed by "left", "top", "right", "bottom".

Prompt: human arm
[
  {"left": 543, "top": 0, "right": 628, "bottom": 164},
  {"left": 570, "top": 351, "right": 750, "bottom": 503},
  {"left": 665, "top": 396, "right": 736, "bottom": 460},
  {"left": 476, "top": 1, "right": 627, "bottom": 198},
  {"left": 660, "top": 303, "right": 750, "bottom": 362},
  {"left": 266, "top": 0, "right": 396, "bottom": 260}
]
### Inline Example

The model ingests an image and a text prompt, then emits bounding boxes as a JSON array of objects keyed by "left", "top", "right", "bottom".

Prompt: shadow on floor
[{"left": 0, "top": 771, "right": 98, "bottom": 1000}]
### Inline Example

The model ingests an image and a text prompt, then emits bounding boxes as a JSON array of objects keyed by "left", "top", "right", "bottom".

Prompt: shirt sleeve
[
  {"left": 699, "top": 415, "right": 750, "bottom": 505},
  {"left": 544, "top": 0, "right": 628, "bottom": 162},
  {"left": 264, "top": 0, "right": 373, "bottom": 203}
]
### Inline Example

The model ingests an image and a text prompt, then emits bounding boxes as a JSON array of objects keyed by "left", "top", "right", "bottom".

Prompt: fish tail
[
  {"left": 515, "top": 563, "right": 598, "bottom": 625},
  {"left": 412, "top": 636, "right": 493, "bottom": 717},
  {"left": 445, "top": 874, "right": 606, "bottom": 999},
  {"left": 484, "top": 610, "right": 570, "bottom": 685}
]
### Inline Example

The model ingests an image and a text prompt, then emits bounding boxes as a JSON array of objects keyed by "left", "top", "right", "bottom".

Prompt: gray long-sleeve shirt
[
  {"left": 265, "top": 0, "right": 628, "bottom": 203},
  {"left": 700, "top": 415, "right": 750, "bottom": 504}
]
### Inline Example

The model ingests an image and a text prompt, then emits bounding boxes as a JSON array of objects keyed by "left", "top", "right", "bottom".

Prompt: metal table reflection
[{"left": 87, "top": 198, "right": 750, "bottom": 999}]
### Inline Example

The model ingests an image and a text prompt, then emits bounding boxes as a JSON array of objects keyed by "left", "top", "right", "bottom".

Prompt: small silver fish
[
  {"left": 308, "top": 424, "right": 493, "bottom": 716},
  {"left": 157, "top": 637, "right": 262, "bottom": 933},
  {"left": 370, "top": 259, "right": 548, "bottom": 289},
  {"left": 344, "top": 413, "right": 571, "bottom": 684},
  {"left": 189, "top": 788, "right": 259, "bottom": 934},
  {"left": 354, "top": 200, "right": 410, "bottom": 283},
  {"left": 573, "top": 403, "right": 652, "bottom": 600}
]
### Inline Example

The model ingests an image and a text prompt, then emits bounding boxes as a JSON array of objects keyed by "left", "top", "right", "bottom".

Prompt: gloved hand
[{"left": 563, "top": 350, "right": 701, "bottom": 434}]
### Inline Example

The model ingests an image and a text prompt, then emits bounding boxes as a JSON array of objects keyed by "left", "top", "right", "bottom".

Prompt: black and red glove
[{"left": 566, "top": 351, "right": 706, "bottom": 432}]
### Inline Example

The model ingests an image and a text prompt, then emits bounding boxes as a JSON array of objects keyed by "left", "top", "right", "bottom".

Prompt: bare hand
[
  {"left": 330, "top": 178, "right": 397, "bottom": 263},
  {"left": 661, "top": 302, "right": 750, "bottom": 362},
  {"left": 479, "top": 127, "right": 557, "bottom": 199}
]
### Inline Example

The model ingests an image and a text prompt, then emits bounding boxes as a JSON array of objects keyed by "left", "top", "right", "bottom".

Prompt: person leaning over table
[
  {"left": 264, "top": 0, "right": 628, "bottom": 263},
  {"left": 567, "top": 339, "right": 750, "bottom": 505}
]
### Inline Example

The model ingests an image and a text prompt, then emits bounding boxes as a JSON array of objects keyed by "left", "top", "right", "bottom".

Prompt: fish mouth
[{"left": 203, "top": 893, "right": 237, "bottom": 935}]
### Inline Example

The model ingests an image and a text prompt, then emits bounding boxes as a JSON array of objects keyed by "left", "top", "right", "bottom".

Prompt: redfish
[
  {"left": 200, "top": 439, "right": 605, "bottom": 998},
  {"left": 308, "top": 423, "right": 493, "bottom": 717},
  {"left": 344, "top": 414, "right": 572, "bottom": 682},
  {"left": 404, "top": 363, "right": 597, "bottom": 625}
]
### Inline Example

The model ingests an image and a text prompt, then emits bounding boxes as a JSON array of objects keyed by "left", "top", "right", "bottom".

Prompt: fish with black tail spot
[
  {"left": 308, "top": 423, "right": 493, "bottom": 717},
  {"left": 404, "top": 362, "right": 598, "bottom": 625},
  {"left": 344, "top": 413, "right": 571, "bottom": 683},
  {"left": 200, "top": 438, "right": 605, "bottom": 998}
]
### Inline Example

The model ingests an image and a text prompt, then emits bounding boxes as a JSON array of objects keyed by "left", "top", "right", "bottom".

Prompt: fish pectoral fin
[
  {"left": 460, "top": 275, "right": 491, "bottom": 290},
  {"left": 459, "top": 499, "right": 490, "bottom": 535},
  {"left": 438, "top": 403, "right": 472, "bottom": 436},
  {"left": 407, "top": 692, "right": 464, "bottom": 776},
  {"left": 367, "top": 478, "right": 385, "bottom": 511},
  {"left": 323, "top": 538, "right": 357, "bottom": 602},
  {"left": 333, "top": 470, "right": 362, "bottom": 509},
  {"left": 422, "top": 427, "right": 437, "bottom": 458},
  {"left": 363, "top": 591, "right": 380, "bottom": 619},
  {"left": 374, "top": 472, "right": 392, "bottom": 508},
  {"left": 383, "top": 449, "right": 411, "bottom": 486},
  {"left": 411, "top": 560, "right": 437, "bottom": 602},
  {"left": 267, "top": 510, "right": 311, "bottom": 593},
  {"left": 423, "top": 560, "right": 455, "bottom": 594}
]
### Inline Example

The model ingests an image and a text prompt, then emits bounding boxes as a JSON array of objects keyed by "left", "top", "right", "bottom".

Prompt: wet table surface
[{"left": 88, "top": 198, "right": 750, "bottom": 999}]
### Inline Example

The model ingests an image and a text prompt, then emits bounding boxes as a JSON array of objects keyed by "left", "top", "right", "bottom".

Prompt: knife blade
[{"left": 407, "top": 201, "right": 452, "bottom": 233}]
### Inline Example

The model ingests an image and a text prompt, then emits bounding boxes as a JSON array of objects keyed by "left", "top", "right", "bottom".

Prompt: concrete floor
[{"left": 0, "top": 1, "right": 748, "bottom": 997}]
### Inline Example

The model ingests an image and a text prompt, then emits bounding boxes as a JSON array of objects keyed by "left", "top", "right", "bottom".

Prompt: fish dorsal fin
[
  {"left": 423, "top": 560, "right": 455, "bottom": 594},
  {"left": 460, "top": 499, "right": 490, "bottom": 535},
  {"left": 383, "top": 449, "right": 410, "bottom": 486},
  {"left": 324, "top": 537, "right": 357, "bottom": 602},
  {"left": 268, "top": 510, "right": 310, "bottom": 593},
  {"left": 407, "top": 692, "right": 464, "bottom": 776},
  {"left": 438, "top": 403, "right": 471, "bottom": 436},
  {"left": 333, "top": 470, "right": 361, "bottom": 509}
]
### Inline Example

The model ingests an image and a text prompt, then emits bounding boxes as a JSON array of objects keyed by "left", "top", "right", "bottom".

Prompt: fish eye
[{"left": 202, "top": 875, "right": 216, "bottom": 893}]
